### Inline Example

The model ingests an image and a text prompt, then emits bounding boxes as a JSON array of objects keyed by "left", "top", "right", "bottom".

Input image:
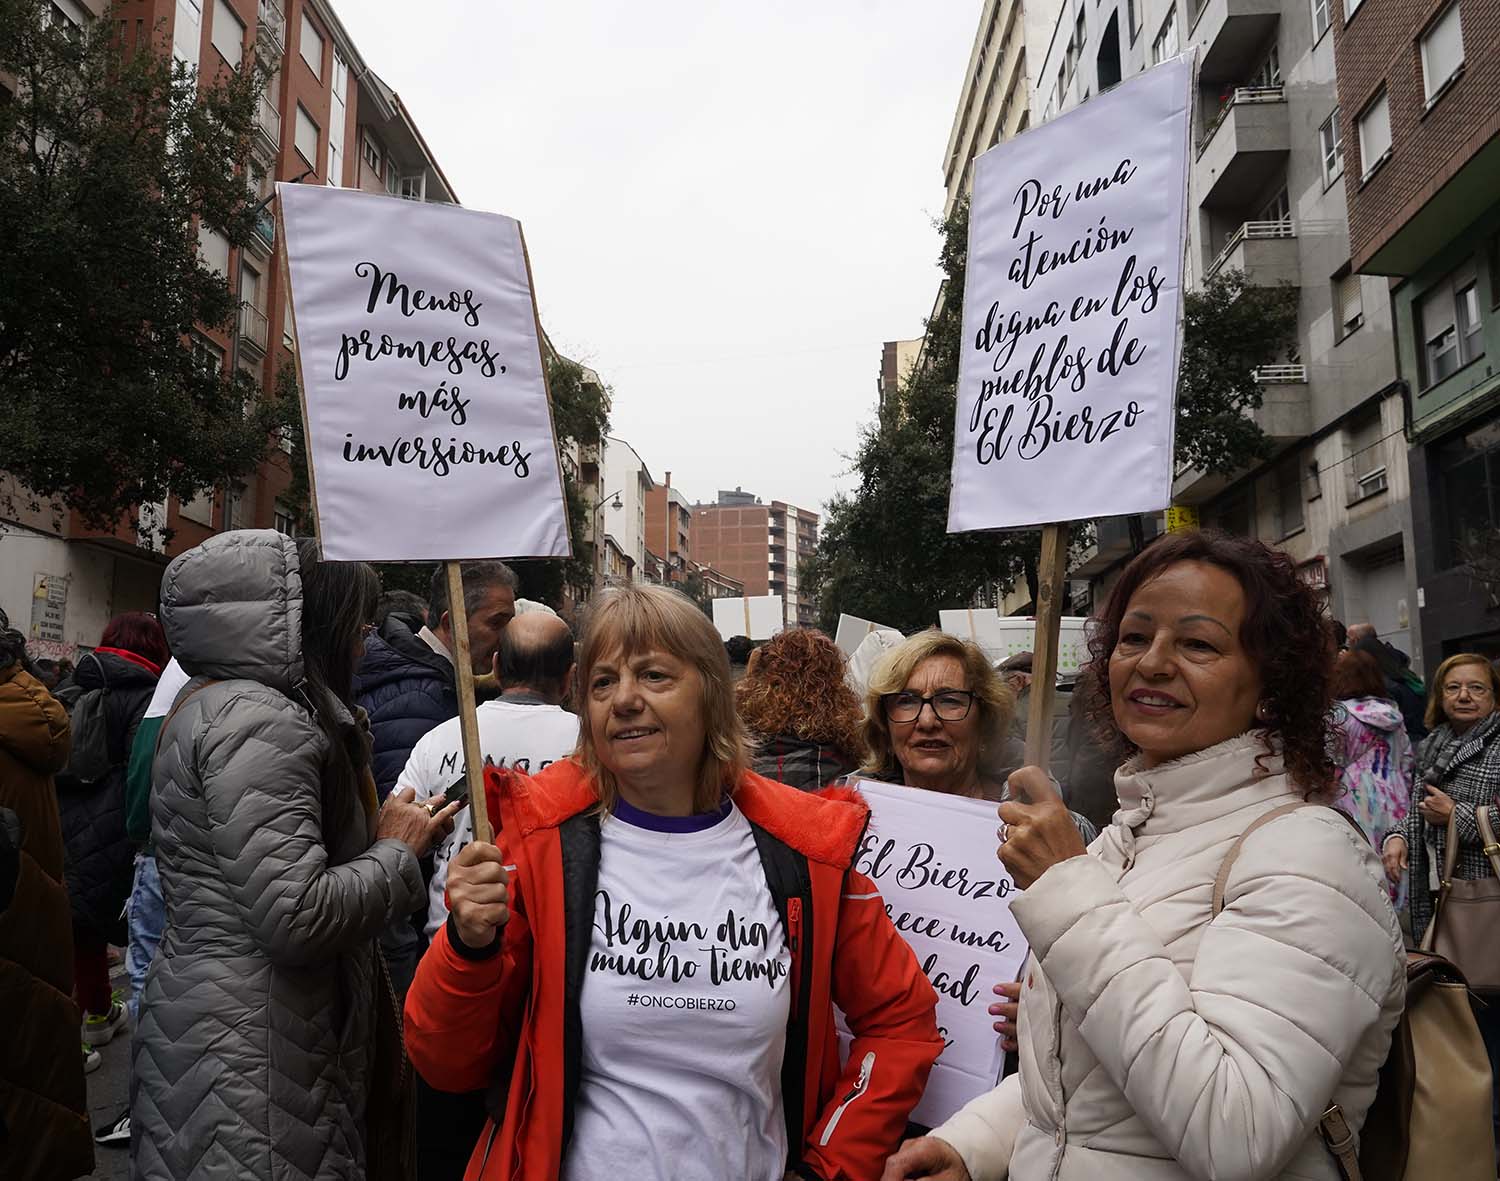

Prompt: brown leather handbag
[{"left": 1419, "top": 805, "right": 1500, "bottom": 996}]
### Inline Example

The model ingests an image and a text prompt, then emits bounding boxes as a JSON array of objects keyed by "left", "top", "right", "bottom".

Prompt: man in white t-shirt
[{"left": 398, "top": 611, "right": 581, "bottom": 939}]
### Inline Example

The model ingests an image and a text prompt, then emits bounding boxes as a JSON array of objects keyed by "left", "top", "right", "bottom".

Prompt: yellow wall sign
[{"left": 1165, "top": 505, "right": 1200, "bottom": 532}]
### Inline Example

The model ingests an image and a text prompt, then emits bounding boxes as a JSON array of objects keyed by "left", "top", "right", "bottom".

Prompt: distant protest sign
[
  {"left": 279, "top": 184, "right": 571, "bottom": 563},
  {"left": 711, "top": 595, "right": 784, "bottom": 642},
  {"left": 833, "top": 613, "right": 900, "bottom": 658},
  {"left": 938, "top": 610, "right": 1090, "bottom": 678},
  {"left": 947, "top": 55, "right": 1193, "bottom": 533},
  {"left": 845, "top": 780, "right": 1028, "bottom": 1128}
]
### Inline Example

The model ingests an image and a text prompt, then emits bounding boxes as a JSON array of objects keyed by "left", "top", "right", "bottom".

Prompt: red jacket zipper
[{"left": 786, "top": 897, "right": 803, "bottom": 1020}]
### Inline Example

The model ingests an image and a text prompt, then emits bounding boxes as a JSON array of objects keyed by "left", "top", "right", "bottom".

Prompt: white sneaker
[
  {"left": 82, "top": 1000, "right": 129, "bottom": 1047},
  {"left": 82, "top": 1043, "right": 101, "bottom": 1074}
]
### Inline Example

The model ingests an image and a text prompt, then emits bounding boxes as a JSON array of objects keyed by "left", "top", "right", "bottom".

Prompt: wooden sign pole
[
  {"left": 444, "top": 562, "right": 494, "bottom": 844},
  {"left": 1023, "top": 522, "right": 1071, "bottom": 776}
]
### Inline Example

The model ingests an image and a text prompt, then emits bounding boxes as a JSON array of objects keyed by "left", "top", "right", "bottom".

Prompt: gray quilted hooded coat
[{"left": 130, "top": 530, "right": 425, "bottom": 1180}]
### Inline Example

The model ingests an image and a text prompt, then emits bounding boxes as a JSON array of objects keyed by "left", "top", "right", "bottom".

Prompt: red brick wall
[
  {"left": 691, "top": 505, "right": 770, "bottom": 596},
  {"left": 1333, "top": 0, "right": 1500, "bottom": 270}
]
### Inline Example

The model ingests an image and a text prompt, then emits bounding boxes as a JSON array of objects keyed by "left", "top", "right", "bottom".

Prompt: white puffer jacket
[{"left": 932, "top": 734, "right": 1405, "bottom": 1181}]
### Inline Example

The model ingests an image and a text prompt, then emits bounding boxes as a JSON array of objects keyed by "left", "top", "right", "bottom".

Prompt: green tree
[
  {"left": 0, "top": 2, "right": 289, "bottom": 538},
  {"left": 806, "top": 203, "right": 1299, "bottom": 633}
]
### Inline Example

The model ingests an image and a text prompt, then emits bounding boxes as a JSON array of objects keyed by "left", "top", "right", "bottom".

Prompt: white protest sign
[
  {"left": 845, "top": 780, "right": 1028, "bottom": 1129},
  {"left": 947, "top": 55, "right": 1193, "bottom": 533},
  {"left": 711, "top": 595, "right": 784, "bottom": 641},
  {"left": 834, "top": 613, "right": 901, "bottom": 658},
  {"left": 279, "top": 184, "right": 572, "bottom": 563},
  {"left": 938, "top": 610, "right": 1090, "bottom": 678}
]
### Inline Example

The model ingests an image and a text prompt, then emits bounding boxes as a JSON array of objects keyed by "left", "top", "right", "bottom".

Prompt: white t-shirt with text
[
  {"left": 562, "top": 799, "right": 792, "bottom": 1181},
  {"left": 397, "top": 696, "right": 579, "bottom": 938}
]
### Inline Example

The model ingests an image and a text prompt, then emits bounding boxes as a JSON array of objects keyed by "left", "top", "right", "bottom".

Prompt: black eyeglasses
[{"left": 882, "top": 690, "right": 976, "bottom": 724}]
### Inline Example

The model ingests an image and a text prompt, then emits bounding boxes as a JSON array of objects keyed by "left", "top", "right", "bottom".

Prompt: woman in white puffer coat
[{"left": 886, "top": 530, "right": 1405, "bottom": 1181}]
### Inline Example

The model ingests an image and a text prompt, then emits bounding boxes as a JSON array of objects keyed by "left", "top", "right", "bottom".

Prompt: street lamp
[{"left": 593, "top": 490, "right": 624, "bottom": 593}]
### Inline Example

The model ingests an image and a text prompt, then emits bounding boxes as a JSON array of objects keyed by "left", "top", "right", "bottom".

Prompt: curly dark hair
[
  {"left": 1082, "top": 529, "right": 1336, "bottom": 798},
  {"left": 736, "top": 629, "right": 864, "bottom": 759}
]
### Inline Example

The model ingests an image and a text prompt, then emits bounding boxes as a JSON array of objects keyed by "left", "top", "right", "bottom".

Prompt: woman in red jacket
[{"left": 404, "top": 584, "right": 943, "bottom": 1181}]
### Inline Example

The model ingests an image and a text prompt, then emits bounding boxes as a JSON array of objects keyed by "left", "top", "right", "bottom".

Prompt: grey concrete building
[{"left": 1033, "top": 0, "right": 1419, "bottom": 662}]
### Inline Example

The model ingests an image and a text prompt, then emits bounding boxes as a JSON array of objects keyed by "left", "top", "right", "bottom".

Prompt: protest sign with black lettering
[
  {"left": 279, "top": 184, "right": 571, "bottom": 563},
  {"left": 947, "top": 55, "right": 1193, "bottom": 533},
  {"left": 846, "top": 779, "right": 1028, "bottom": 1128}
]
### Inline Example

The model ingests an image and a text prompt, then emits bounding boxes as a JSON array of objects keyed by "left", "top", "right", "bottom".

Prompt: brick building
[
  {"left": 644, "top": 477, "right": 692, "bottom": 586},
  {"left": 1333, "top": 0, "right": 1500, "bottom": 667},
  {"left": 2, "top": 0, "right": 458, "bottom": 662},
  {"left": 691, "top": 489, "right": 820, "bottom": 628}
]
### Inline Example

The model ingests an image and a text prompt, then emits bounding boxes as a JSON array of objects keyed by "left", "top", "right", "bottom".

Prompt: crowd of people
[{"left": 1, "top": 525, "right": 1498, "bottom": 1180}]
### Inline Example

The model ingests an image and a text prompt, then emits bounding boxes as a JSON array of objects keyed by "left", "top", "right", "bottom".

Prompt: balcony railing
[
  {"left": 238, "top": 302, "right": 269, "bottom": 355},
  {"left": 253, "top": 94, "right": 281, "bottom": 159},
  {"left": 246, "top": 206, "right": 275, "bottom": 255},
  {"left": 257, "top": 0, "right": 285, "bottom": 52},
  {"left": 1252, "top": 363, "right": 1308, "bottom": 383},
  {"left": 1208, "top": 218, "right": 1294, "bottom": 278},
  {"left": 1198, "top": 84, "right": 1284, "bottom": 151}
]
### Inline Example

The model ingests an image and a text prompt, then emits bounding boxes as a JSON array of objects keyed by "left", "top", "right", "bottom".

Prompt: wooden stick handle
[
  {"left": 1023, "top": 523, "right": 1071, "bottom": 775},
  {"left": 445, "top": 562, "right": 493, "bottom": 844}
]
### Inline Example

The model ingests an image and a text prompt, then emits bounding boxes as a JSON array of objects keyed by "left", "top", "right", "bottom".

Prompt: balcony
[
  {"left": 238, "top": 302, "right": 269, "bottom": 358},
  {"left": 1190, "top": 0, "right": 1280, "bottom": 84},
  {"left": 256, "top": 0, "right": 285, "bottom": 55},
  {"left": 1195, "top": 88, "right": 1289, "bottom": 208},
  {"left": 1071, "top": 514, "right": 1164, "bottom": 578},
  {"left": 1207, "top": 219, "right": 1298, "bottom": 285},
  {"left": 1172, "top": 367, "right": 1311, "bottom": 503},
  {"left": 245, "top": 206, "right": 276, "bottom": 257},
  {"left": 252, "top": 94, "right": 281, "bottom": 161}
]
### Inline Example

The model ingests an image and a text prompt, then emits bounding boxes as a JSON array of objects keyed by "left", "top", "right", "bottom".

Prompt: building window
[
  {"left": 1420, "top": 1, "right": 1464, "bottom": 104},
  {"left": 1335, "top": 270, "right": 1364, "bottom": 338},
  {"left": 197, "top": 224, "right": 230, "bottom": 276},
  {"left": 1273, "top": 457, "right": 1304, "bottom": 538},
  {"left": 191, "top": 333, "right": 224, "bottom": 376},
  {"left": 1346, "top": 0, "right": 1362, "bottom": 17},
  {"left": 1311, "top": 0, "right": 1330, "bottom": 38},
  {"left": 1319, "top": 108, "right": 1344, "bottom": 186},
  {"left": 273, "top": 502, "right": 296, "bottom": 536},
  {"left": 1439, "top": 417, "right": 1500, "bottom": 565},
  {"left": 294, "top": 104, "right": 319, "bottom": 167},
  {"left": 1259, "top": 187, "right": 1290, "bottom": 226},
  {"left": 1075, "top": 7, "right": 1087, "bottom": 48},
  {"left": 1356, "top": 90, "right": 1391, "bottom": 180},
  {"left": 210, "top": 0, "right": 243, "bottom": 69},
  {"left": 1419, "top": 263, "right": 1485, "bottom": 387},
  {"left": 1346, "top": 411, "right": 1387, "bottom": 502},
  {"left": 362, "top": 135, "right": 381, "bottom": 178},
  {"left": 1250, "top": 44, "right": 1281, "bottom": 88},
  {"left": 299, "top": 11, "right": 324, "bottom": 78},
  {"left": 1127, "top": 0, "right": 1139, "bottom": 41},
  {"left": 1151, "top": 8, "right": 1178, "bottom": 63}
]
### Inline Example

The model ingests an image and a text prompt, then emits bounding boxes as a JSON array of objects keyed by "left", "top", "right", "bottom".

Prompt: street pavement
[{"left": 81, "top": 954, "right": 133, "bottom": 1180}]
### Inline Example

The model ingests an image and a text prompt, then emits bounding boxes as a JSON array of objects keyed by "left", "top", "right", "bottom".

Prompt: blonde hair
[
  {"left": 858, "top": 629, "right": 1015, "bottom": 780},
  {"left": 1425, "top": 652, "right": 1500, "bottom": 730},
  {"left": 576, "top": 584, "right": 748, "bottom": 812}
]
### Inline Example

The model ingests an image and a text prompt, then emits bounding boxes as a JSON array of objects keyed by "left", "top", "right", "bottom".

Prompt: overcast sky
[{"left": 336, "top": 2, "right": 978, "bottom": 516}]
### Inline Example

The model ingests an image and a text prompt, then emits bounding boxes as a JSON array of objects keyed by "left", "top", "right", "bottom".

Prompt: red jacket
[{"left": 404, "top": 759, "right": 943, "bottom": 1181}]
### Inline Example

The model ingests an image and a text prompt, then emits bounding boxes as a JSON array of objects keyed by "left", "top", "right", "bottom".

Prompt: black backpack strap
[
  {"left": 556, "top": 809, "right": 601, "bottom": 1154},
  {"left": 750, "top": 821, "right": 814, "bottom": 1161}
]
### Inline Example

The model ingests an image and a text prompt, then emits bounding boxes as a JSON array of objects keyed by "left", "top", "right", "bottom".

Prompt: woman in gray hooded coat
[{"left": 130, "top": 531, "right": 460, "bottom": 1180}]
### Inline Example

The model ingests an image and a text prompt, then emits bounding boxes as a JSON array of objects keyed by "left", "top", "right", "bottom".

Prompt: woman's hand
[
  {"left": 447, "top": 840, "right": 511, "bottom": 949},
  {"left": 1418, "top": 785, "right": 1455, "bottom": 825},
  {"left": 1382, "top": 835, "right": 1409, "bottom": 884},
  {"left": 881, "top": 1137, "right": 972, "bottom": 1181},
  {"left": 997, "top": 767, "right": 1088, "bottom": 890},
  {"left": 990, "top": 980, "right": 1020, "bottom": 1052},
  {"left": 375, "top": 787, "right": 461, "bottom": 859}
]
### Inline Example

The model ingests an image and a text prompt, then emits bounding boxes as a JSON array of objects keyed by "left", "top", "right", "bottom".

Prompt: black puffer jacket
[
  {"left": 354, "top": 616, "right": 456, "bottom": 799},
  {"left": 55, "top": 649, "right": 157, "bottom": 940}
]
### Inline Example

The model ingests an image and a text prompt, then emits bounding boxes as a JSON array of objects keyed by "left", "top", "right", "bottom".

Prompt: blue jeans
[{"left": 125, "top": 851, "right": 164, "bottom": 1022}]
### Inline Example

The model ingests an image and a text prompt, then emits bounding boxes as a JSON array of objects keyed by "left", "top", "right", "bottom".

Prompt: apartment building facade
[
  {"left": 1030, "top": 0, "right": 1420, "bottom": 660},
  {"left": 1333, "top": 0, "right": 1500, "bottom": 668},
  {"left": 2, "top": 0, "right": 459, "bottom": 662},
  {"left": 691, "top": 490, "right": 821, "bottom": 627},
  {"left": 600, "top": 436, "right": 654, "bottom": 578},
  {"left": 644, "top": 479, "right": 692, "bottom": 586}
]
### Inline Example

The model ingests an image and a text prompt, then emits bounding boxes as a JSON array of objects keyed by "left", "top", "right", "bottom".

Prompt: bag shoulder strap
[
  {"left": 1211, "top": 801, "right": 1314, "bottom": 917},
  {"left": 152, "top": 678, "right": 220, "bottom": 758},
  {"left": 1319, "top": 1104, "right": 1362, "bottom": 1181},
  {"left": 1478, "top": 805, "right": 1500, "bottom": 880}
]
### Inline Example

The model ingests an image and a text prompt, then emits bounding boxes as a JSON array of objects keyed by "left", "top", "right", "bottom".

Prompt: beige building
[
  {"left": 943, "top": 0, "right": 1066, "bottom": 216},
  {"left": 877, "top": 338, "right": 923, "bottom": 414}
]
